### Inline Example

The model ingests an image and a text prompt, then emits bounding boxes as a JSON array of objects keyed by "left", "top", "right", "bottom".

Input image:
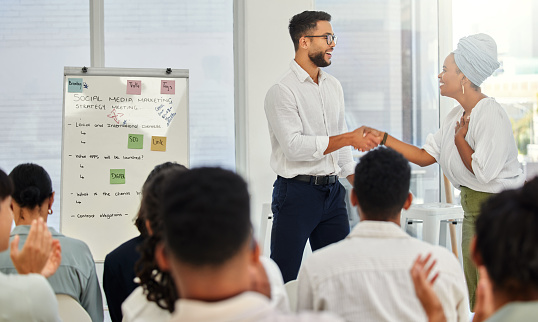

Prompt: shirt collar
[
  {"left": 347, "top": 220, "right": 410, "bottom": 239},
  {"left": 290, "top": 59, "right": 327, "bottom": 83},
  {"left": 10, "top": 225, "right": 62, "bottom": 237},
  {"left": 172, "top": 292, "right": 272, "bottom": 321}
]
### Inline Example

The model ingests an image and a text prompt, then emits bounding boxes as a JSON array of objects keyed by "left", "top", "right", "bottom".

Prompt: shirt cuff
[
  {"left": 313, "top": 136, "right": 330, "bottom": 159},
  {"left": 339, "top": 160, "right": 356, "bottom": 178}
]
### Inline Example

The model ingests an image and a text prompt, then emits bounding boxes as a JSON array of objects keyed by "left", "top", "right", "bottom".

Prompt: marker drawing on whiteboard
[{"left": 107, "top": 108, "right": 124, "bottom": 124}]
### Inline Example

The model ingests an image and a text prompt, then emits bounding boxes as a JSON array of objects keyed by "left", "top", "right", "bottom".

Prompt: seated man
[
  {"left": 154, "top": 167, "right": 343, "bottom": 321},
  {"left": 296, "top": 147, "right": 469, "bottom": 321}
]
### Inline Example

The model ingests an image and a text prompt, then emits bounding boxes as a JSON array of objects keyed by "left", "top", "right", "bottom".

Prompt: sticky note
[
  {"left": 126, "top": 80, "right": 142, "bottom": 95},
  {"left": 161, "top": 80, "right": 175, "bottom": 94},
  {"left": 128, "top": 134, "right": 143, "bottom": 149},
  {"left": 151, "top": 136, "right": 167, "bottom": 151},
  {"left": 68, "top": 78, "right": 83, "bottom": 93},
  {"left": 110, "top": 169, "right": 125, "bottom": 184}
]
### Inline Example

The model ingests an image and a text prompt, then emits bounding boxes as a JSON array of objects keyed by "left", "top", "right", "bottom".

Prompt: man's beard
[{"left": 309, "top": 51, "right": 331, "bottom": 67}]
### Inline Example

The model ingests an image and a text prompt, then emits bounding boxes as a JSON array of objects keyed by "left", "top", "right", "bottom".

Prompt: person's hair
[
  {"left": 475, "top": 177, "right": 538, "bottom": 299},
  {"left": 161, "top": 167, "right": 251, "bottom": 267},
  {"left": 9, "top": 163, "right": 53, "bottom": 210},
  {"left": 0, "top": 169, "right": 14, "bottom": 203},
  {"left": 353, "top": 147, "right": 411, "bottom": 220},
  {"left": 289, "top": 10, "right": 331, "bottom": 51},
  {"left": 135, "top": 162, "right": 188, "bottom": 312},
  {"left": 134, "top": 162, "right": 187, "bottom": 237}
]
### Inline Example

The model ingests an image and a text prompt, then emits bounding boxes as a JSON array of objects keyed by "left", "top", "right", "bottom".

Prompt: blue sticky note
[{"left": 68, "top": 78, "right": 83, "bottom": 93}]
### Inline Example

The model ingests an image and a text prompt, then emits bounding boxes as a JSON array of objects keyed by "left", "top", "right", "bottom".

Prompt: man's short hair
[
  {"left": 289, "top": 10, "right": 331, "bottom": 51},
  {"left": 475, "top": 177, "right": 538, "bottom": 297},
  {"left": 353, "top": 147, "right": 411, "bottom": 220},
  {"left": 161, "top": 167, "right": 251, "bottom": 267}
]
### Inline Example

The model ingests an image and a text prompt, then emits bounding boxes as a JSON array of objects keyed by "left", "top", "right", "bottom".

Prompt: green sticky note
[
  {"left": 128, "top": 134, "right": 143, "bottom": 149},
  {"left": 68, "top": 78, "right": 83, "bottom": 93},
  {"left": 110, "top": 169, "right": 125, "bottom": 184}
]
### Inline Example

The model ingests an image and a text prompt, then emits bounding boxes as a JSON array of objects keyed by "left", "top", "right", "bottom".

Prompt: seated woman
[
  {"left": 0, "top": 163, "right": 103, "bottom": 322},
  {"left": 104, "top": 162, "right": 186, "bottom": 322},
  {"left": 122, "top": 164, "right": 290, "bottom": 321},
  {"left": 412, "top": 177, "right": 538, "bottom": 322},
  {"left": 0, "top": 168, "right": 62, "bottom": 321}
]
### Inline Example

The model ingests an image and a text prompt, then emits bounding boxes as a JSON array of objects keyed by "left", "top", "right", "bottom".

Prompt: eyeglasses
[{"left": 304, "top": 34, "right": 338, "bottom": 45}]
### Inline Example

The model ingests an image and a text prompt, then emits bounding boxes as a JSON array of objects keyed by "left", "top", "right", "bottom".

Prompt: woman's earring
[
  {"left": 462, "top": 84, "right": 465, "bottom": 95},
  {"left": 48, "top": 209, "right": 53, "bottom": 215}
]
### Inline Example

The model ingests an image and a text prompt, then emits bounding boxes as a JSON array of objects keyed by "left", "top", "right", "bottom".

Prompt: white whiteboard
[{"left": 61, "top": 67, "right": 189, "bottom": 260}]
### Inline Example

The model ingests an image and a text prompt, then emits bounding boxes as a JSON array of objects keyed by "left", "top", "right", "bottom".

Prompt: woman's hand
[
  {"left": 410, "top": 253, "right": 446, "bottom": 322},
  {"left": 455, "top": 113, "right": 470, "bottom": 139}
]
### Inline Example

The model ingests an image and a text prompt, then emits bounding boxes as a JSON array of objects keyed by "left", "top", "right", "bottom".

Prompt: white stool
[{"left": 401, "top": 203, "right": 464, "bottom": 245}]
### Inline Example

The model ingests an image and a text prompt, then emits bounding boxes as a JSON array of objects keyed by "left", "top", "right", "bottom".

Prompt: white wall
[{"left": 235, "top": 0, "right": 314, "bottom": 237}]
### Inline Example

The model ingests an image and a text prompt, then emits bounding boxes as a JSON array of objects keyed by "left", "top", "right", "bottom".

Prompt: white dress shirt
[
  {"left": 264, "top": 60, "right": 355, "bottom": 179},
  {"left": 423, "top": 97, "right": 524, "bottom": 193},
  {"left": 170, "top": 291, "right": 343, "bottom": 322},
  {"left": 297, "top": 221, "right": 469, "bottom": 322},
  {"left": 121, "top": 256, "right": 290, "bottom": 321},
  {"left": 0, "top": 272, "right": 61, "bottom": 322}
]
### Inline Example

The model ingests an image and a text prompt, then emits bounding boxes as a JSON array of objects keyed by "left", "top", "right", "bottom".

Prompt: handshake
[{"left": 349, "top": 126, "right": 385, "bottom": 152}]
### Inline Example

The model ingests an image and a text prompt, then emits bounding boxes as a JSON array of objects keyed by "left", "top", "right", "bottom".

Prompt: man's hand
[
  {"left": 350, "top": 126, "right": 382, "bottom": 152},
  {"left": 472, "top": 266, "right": 495, "bottom": 322},
  {"left": 410, "top": 253, "right": 446, "bottom": 322},
  {"left": 10, "top": 217, "right": 61, "bottom": 277}
]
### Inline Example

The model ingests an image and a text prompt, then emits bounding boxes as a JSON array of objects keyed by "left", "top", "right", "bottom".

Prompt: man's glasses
[{"left": 304, "top": 34, "right": 338, "bottom": 45}]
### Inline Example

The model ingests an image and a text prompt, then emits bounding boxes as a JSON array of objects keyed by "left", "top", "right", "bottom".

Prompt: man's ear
[
  {"left": 350, "top": 188, "right": 358, "bottom": 207},
  {"left": 470, "top": 236, "right": 483, "bottom": 266},
  {"left": 299, "top": 36, "right": 309, "bottom": 50},
  {"left": 155, "top": 242, "right": 171, "bottom": 272},
  {"left": 403, "top": 192, "right": 413, "bottom": 210}
]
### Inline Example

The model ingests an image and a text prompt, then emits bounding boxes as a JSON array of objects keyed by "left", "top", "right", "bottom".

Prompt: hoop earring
[
  {"left": 48, "top": 209, "right": 53, "bottom": 215},
  {"left": 462, "top": 84, "right": 465, "bottom": 95}
]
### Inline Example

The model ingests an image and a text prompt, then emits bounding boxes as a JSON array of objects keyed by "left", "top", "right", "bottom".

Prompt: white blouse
[{"left": 423, "top": 97, "right": 524, "bottom": 193}]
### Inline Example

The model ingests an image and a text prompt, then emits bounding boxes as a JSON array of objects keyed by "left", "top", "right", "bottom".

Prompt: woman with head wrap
[{"left": 365, "top": 34, "right": 525, "bottom": 310}]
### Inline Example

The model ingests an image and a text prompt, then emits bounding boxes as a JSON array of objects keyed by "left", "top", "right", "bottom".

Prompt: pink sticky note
[
  {"left": 161, "top": 80, "right": 175, "bottom": 94},
  {"left": 126, "top": 80, "right": 142, "bottom": 95}
]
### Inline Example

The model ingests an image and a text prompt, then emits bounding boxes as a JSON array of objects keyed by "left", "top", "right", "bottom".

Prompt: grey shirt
[{"left": 0, "top": 225, "right": 103, "bottom": 322}]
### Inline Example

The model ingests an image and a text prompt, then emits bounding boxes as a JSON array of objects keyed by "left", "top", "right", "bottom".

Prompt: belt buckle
[
  {"left": 313, "top": 176, "right": 321, "bottom": 185},
  {"left": 314, "top": 176, "right": 326, "bottom": 185}
]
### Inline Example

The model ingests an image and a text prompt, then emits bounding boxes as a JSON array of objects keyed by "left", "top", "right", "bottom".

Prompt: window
[
  {"left": 453, "top": 0, "right": 537, "bottom": 181},
  {"left": 316, "top": 0, "right": 441, "bottom": 203},
  {"left": 0, "top": 1, "right": 91, "bottom": 229},
  {"left": 104, "top": 0, "right": 235, "bottom": 169}
]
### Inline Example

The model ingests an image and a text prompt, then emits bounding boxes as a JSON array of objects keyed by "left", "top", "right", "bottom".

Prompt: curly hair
[
  {"left": 135, "top": 163, "right": 187, "bottom": 312},
  {"left": 475, "top": 177, "right": 538, "bottom": 299}
]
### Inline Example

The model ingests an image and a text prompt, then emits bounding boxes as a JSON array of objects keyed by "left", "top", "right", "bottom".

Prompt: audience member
[
  {"left": 104, "top": 162, "right": 186, "bottom": 322},
  {"left": 155, "top": 167, "right": 343, "bottom": 321},
  {"left": 0, "top": 168, "right": 62, "bottom": 321},
  {"left": 296, "top": 147, "right": 469, "bottom": 321},
  {"left": 411, "top": 178, "right": 538, "bottom": 322},
  {"left": 0, "top": 163, "right": 103, "bottom": 322},
  {"left": 121, "top": 163, "right": 187, "bottom": 321}
]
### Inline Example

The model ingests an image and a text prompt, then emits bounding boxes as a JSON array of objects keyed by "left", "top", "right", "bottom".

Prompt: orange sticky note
[{"left": 151, "top": 136, "right": 167, "bottom": 151}]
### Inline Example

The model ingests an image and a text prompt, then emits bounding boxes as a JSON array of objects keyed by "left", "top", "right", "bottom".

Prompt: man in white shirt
[
  {"left": 154, "top": 167, "right": 343, "bottom": 322},
  {"left": 296, "top": 148, "right": 469, "bottom": 322},
  {"left": 264, "top": 10, "right": 380, "bottom": 283}
]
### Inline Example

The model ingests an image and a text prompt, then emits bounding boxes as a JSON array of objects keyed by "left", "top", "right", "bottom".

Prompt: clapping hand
[
  {"left": 410, "top": 253, "right": 446, "bottom": 322},
  {"left": 10, "top": 217, "right": 62, "bottom": 277}
]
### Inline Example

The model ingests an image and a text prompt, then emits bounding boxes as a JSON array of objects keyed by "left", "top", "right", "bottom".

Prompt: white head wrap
[{"left": 452, "top": 33, "right": 500, "bottom": 86}]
